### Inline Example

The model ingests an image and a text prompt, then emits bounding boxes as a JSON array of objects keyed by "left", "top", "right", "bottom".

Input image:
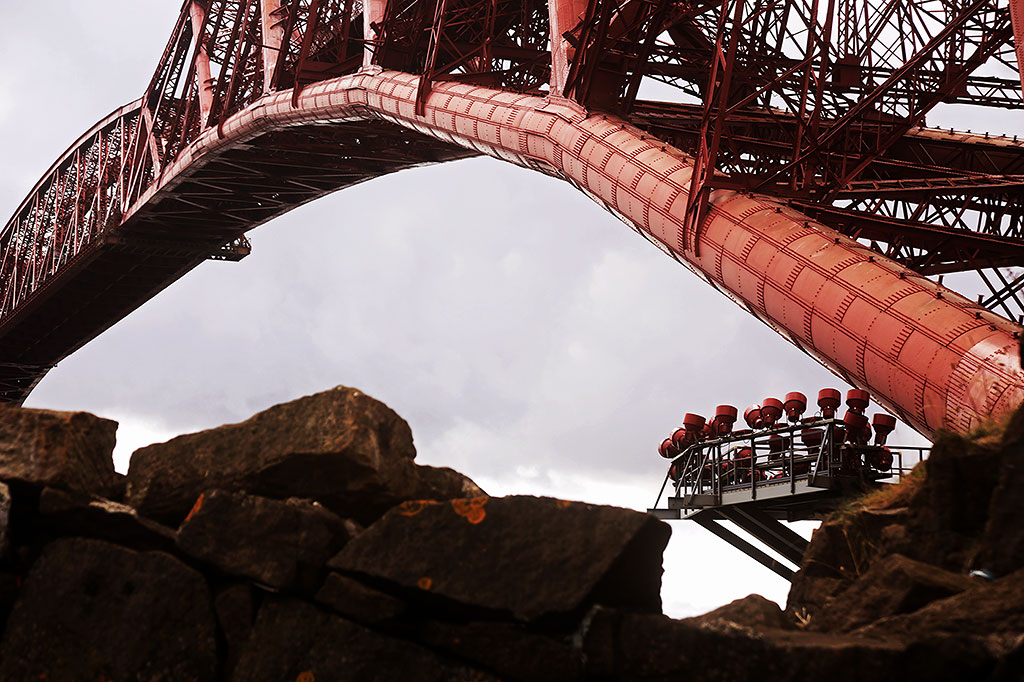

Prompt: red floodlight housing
[
  {"left": 659, "top": 438, "right": 678, "bottom": 459},
  {"left": 783, "top": 392, "right": 807, "bottom": 423},
  {"left": 868, "top": 448, "right": 894, "bottom": 472},
  {"left": 872, "top": 413, "right": 898, "bottom": 446},
  {"left": 671, "top": 427, "right": 688, "bottom": 450},
  {"left": 846, "top": 389, "right": 870, "bottom": 414},
  {"left": 817, "top": 389, "right": 841, "bottom": 418},
  {"left": 761, "top": 397, "right": 784, "bottom": 426},
  {"left": 713, "top": 404, "right": 738, "bottom": 435},
  {"left": 843, "top": 410, "right": 870, "bottom": 445},
  {"left": 744, "top": 404, "right": 763, "bottom": 429},
  {"left": 683, "top": 413, "right": 706, "bottom": 437}
]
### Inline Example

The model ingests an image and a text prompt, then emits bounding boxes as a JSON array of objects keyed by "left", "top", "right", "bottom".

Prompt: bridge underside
[{"left": 0, "top": 120, "right": 473, "bottom": 401}]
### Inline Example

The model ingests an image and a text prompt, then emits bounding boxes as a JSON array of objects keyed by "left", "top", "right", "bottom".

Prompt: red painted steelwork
[
  {"left": 1012, "top": 0, "right": 1024, "bottom": 91},
  {"left": 137, "top": 70, "right": 1023, "bottom": 437},
  {"left": 3, "top": 0, "right": 1024, "bottom": 439}
]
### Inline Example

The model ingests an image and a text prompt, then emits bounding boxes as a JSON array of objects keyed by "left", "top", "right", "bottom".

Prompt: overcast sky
[{"left": 0, "top": 1, "right": 984, "bottom": 617}]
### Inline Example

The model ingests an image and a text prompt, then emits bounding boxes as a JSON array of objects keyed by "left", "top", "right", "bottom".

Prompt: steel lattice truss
[{"left": 3, "top": 0, "right": 1024, "bottom": 438}]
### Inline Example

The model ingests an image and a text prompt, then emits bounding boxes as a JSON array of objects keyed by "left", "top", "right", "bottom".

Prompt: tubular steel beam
[
  {"left": 150, "top": 69, "right": 1017, "bottom": 438},
  {"left": 1012, "top": 0, "right": 1024, "bottom": 92},
  {"left": 4, "top": 0, "right": 1024, "bottom": 439},
  {"left": 4, "top": 67, "right": 1024, "bottom": 436}
]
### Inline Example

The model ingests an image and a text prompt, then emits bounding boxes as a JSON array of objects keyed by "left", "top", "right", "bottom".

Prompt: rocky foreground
[{"left": 0, "top": 386, "right": 1018, "bottom": 681}]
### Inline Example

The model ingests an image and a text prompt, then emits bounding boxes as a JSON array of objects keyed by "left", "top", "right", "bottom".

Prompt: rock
[
  {"left": 913, "top": 431, "right": 1003, "bottom": 570},
  {"left": 582, "top": 608, "right": 994, "bottom": 682},
  {"left": 416, "top": 463, "right": 488, "bottom": 500},
  {"left": 811, "top": 554, "right": 974, "bottom": 633},
  {"left": 231, "top": 598, "right": 498, "bottom": 682},
  {"left": 786, "top": 573, "right": 847, "bottom": 622},
  {"left": 856, "top": 566, "right": 1024, "bottom": 639},
  {"left": 110, "top": 471, "right": 127, "bottom": 501},
  {"left": 979, "top": 407, "right": 1024, "bottom": 575},
  {"left": 0, "top": 537, "right": 217, "bottom": 682},
  {"left": 315, "top": 572, "right": 407, "bottom": 624},
  {"left": 329, "top": 496, "right": 670, "bottom": 621},
  {"left": 0, "top": 481, "right": 10, "bottom": 560},
  {"left": 688, "top": 594, "right": 792, "bottom": 630},
  {"left": 0, "top": 406, "right": 118, "bottom": 497},
  {"left": 37, "top": 486, "right": 176, "bottom": 551},
  {"left": 787, "top": 507, "right": 910, "bottom": 619},
  {"left": 125, "top": 386, "right": 484, "bottom": 525},
  {"left": 417, "top": 618, "right": 584, "bottom": 682},
  {"left": 215, "top": 583, "right": 258, "bottom": 678},
  {"left": 176, "top": 489, "right": 358, "bottom": 590},
  {"left": 789, "top": 411, "right": 1024, "bottom": 623},
  {"left": 992, "top": 636, "right": 1024, "bottom": 682},
  {"left": 0, "top": 572, "right": 20, "bottom": 631}
]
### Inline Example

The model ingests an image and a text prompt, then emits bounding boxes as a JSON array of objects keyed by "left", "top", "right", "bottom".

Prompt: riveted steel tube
[{"left": 136, "top": 70, "right": 1024, "bottom": 438}]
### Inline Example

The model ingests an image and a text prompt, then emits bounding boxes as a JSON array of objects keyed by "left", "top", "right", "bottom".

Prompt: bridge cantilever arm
[
  {"left": 96, "top": 69, "right": 1024, "bottom": 438},
  {"left": 4, "top": 66, "right": 1024, "bottom": 432}
]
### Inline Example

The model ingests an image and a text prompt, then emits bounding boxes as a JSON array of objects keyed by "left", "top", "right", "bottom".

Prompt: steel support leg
[
  {"left": 691, "top": 510, "right": 796, "bottom": 581},
  {"left": 716, "top": 506, "right": 809, "bottom": 566}
]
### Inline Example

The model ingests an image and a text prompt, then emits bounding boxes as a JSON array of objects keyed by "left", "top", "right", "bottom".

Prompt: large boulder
[
  {"left": 329, "top": 496, "right": 671, "bottom": 621},
  {"left": 38, "top": 486, "right": 176, "bottom": 551},
  {"left": 788, "top": 406, "right": 1024, "bottom": 624},
  {"left": 0, "top": 572, "right": 18, "bottom": 632},
  {"left": 125, "top": 386, "right": 483, "bottom": 525},
  {"left": 214, "top": 583, "right": 258, "bottom": 678},
  {"left": 810, "top": 553, "right": 974, "bottom": 633},
  {"left": 856, "top": 566, "right": 1024, "bottom": 639},
  {"left": 0, "top": 407, "right": 118, "bottom": 498},
  {"left": 176, "top": 489, "right": 358, "bottom": 590},
  {"left": 912, "top": 430, "right": 1003, "bottom": 571},
  {"left": 582, "top": 609, "right": 995, "bottom": 682},
  {"left": 786, "top": 506, "right": 911, "bottom": 619},
  {"left": 0, "top": 537, "right": 218, "bottom": 682},
  {"left": 231, "top": 598, "right": 498, "bottom": 682},
  {"left": 315, "top": 572, "right": 407, "bottom": 624},
  {"left": 0, "top": 481, "right": 10, "bottom": 560},
  {"left": 417, "top": 618, "right": 584, "bottom": 682},
  {"left": 687, "top": 594, "right": 792, "bottom": 630},
  {"left": 979, "top": 407, "right": 1024, "bottom": 575}
]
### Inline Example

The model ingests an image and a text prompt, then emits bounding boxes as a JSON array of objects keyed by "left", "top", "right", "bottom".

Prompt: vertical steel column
[
  {"left": 189, "top": 2, "right": 215, "bottom": 120},
  {"left": 1011, "top": 0, "right": 1024, "bottom": 92},
  {"left": 261, "top": 0, "right": 287, "bottom": 92},
  {"left": 548, "top": 0, "right": 590, "bottom": 96},
  {"left": 363, "top": 0, "right": 388, "bottom": 68}
]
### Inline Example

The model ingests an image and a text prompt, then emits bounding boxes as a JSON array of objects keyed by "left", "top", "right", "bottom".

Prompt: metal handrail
[{"left": 652, "top": 418, "right": 930, "bottom": 512}]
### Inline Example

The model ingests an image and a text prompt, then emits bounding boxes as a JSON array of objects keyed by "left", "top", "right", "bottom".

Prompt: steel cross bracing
[{"left": 3, "top": 0, "right": 1024, "bottom": 439}]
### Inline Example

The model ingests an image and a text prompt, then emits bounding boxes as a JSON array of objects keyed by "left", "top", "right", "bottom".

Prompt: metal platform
[{"left": 648, "top": 419, "right": 928, "bottom": 580}]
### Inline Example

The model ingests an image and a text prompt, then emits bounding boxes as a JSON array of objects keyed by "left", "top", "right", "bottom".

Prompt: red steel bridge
[{"left": 4, "top": 0, "right": 1024, "bottom": 440}]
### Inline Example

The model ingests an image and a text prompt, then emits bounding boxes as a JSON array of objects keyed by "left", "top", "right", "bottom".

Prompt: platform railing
[
  {"left": 885, "top": 446, "right": 930, "bottom": 483},
  {"left": 653, "top": 418, "right": 930, "bottom": 514}
]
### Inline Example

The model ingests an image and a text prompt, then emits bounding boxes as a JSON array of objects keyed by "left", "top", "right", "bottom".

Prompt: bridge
[{"left": 4, "top": 0, "right": 1024, "bottom": 442}]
